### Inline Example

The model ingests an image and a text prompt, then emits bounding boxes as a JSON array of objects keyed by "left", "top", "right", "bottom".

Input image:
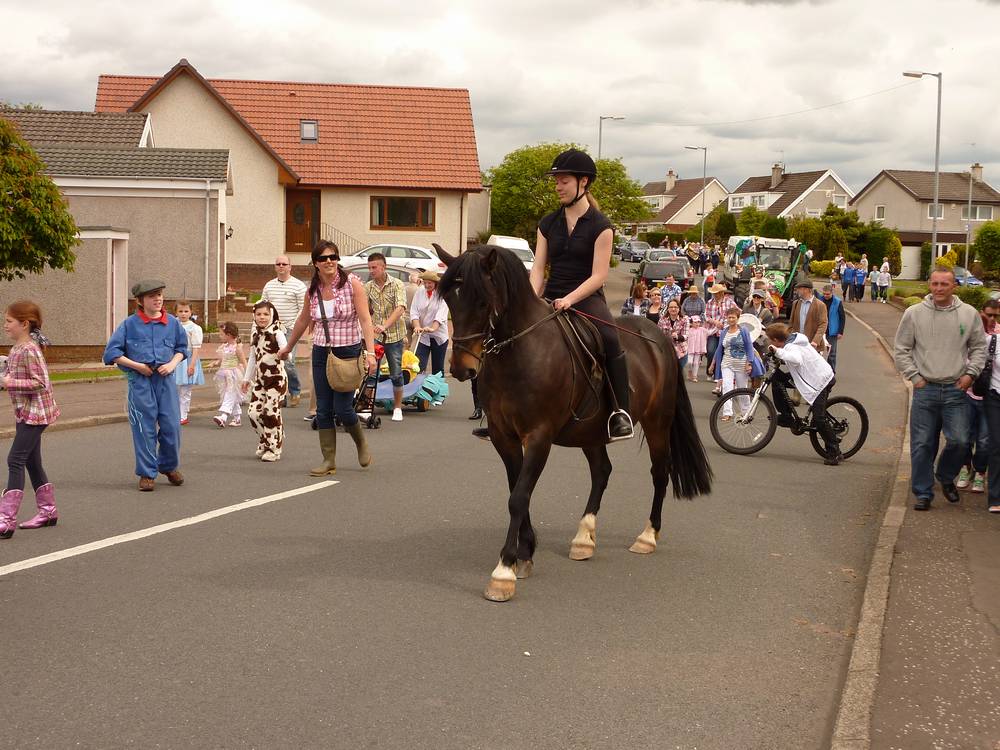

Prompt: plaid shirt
[
  {"left": 704, "top": 296, "right": 738, "bottom": 336},
  {"left": 310, "top": 274, "right": 362, "bottom": 347},
  {"left": 365, "top": 275, "right": 407, "bottom": 344},
  {"left": 5, "top": 340, "right": 59, "bottom": 425}
]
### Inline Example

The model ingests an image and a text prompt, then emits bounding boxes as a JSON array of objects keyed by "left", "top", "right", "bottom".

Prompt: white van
[{"left": 487, "top": 234, "right": 534, "bottom": 271}]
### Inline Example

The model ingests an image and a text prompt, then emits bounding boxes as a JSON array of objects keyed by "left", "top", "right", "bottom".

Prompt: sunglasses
[
  {"left": 274, "top": 262, "right": 290, "bottom": 267},
  {"left": 316, "top": 254, "right": 340, "bottom": 263},
  {"left": 985, "top": 313, "right": 998, "bottom": 318}
]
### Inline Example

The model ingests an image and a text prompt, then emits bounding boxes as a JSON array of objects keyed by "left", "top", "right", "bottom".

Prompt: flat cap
[
  {"left": 794, "top": 279, "right": 814, "bottom": 290},
  {"left": 131, "top": 279, "right": 167, "bottom": 298}
]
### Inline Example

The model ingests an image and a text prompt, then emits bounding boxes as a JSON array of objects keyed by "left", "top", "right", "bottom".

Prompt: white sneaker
[
  {"left": 392, "top": 408, "right": 403, "bottom": 422},
  {"left": 956, "top": 466, "right": 971, "bottom": 489}
]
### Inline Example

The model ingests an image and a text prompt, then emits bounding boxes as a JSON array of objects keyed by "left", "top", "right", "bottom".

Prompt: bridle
[{"left": 452, "top": 307, "right": 563, "bottom": 373}]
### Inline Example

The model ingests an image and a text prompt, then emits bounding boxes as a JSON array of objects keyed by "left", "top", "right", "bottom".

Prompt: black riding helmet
[{"left": 546, "top": 148, "right": 597, "bottom": 206}]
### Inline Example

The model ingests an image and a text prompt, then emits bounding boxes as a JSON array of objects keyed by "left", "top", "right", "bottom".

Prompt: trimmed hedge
[
  {"left": 955, "top": 285, "right": 991, "bottom": 310},
  {"left": 810, "top": 260, "right": 835, "bottom": 277},
  {"left": 903, "top": 296, "right": 924, "bottom": 307}
]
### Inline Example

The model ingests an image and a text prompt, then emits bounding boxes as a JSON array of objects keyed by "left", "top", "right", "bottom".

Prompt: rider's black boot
[{"left": 606, "top": 352, "right": 634, "bottom": 441}]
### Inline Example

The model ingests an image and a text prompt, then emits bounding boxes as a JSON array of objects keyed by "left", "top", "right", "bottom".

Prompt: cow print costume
[{"left": 247, "top": 303, "right": 288, "bottom": 461}]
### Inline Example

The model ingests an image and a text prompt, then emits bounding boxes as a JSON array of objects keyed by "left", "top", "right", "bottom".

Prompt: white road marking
[{"left": 0, "top": 481, "right": 338, "bottom": 578}]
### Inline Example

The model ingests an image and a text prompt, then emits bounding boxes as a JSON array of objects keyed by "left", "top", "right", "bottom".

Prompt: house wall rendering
[
  {"left": 668, "top": 180, "right": 729, "bottom": 226},
  {"left": 851, "top": 176, "right": 994, "bottom": 236},
  {"left": 788, "top": 175, "right": 851, "bottom": 217}
]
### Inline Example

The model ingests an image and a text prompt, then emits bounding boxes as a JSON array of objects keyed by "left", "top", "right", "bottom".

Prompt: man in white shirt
[{"left": 260, "top": 255, "right": 307, "bottom": 406}]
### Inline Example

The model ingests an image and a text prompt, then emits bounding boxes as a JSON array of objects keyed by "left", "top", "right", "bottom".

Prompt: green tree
[
  {"left": 886, "top": 234, "right": 902, "bottom": 276},
  {"left": 827, "top": 225, "right": 849, "bottom": 260},
  {"left": 716, "top": 211, "right": 737, "bottom": 242},
  {"left": 787, "top": 216, "right": 827, "bottom": 258},
  {"left": 759, "top": 216, "right": 788, "bottom": 238},
  {"left": 973, "top": 220, "right": 1000, "bottom": 272},
  {"left": 487, "top": 143, "right": 651, "bottom": 244},
  {"left": 0, "top": 118, "right": 78, "bottom": 281},
  {"left": 684, "top": 201, "right": 727, "bottom": 243},
  {"left": 735, "top": 204, "right": 766, "bottom": 235}
]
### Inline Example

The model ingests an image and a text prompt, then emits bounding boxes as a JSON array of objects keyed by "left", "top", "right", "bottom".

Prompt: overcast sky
[{"left": 4, "top": 0, "right": 999, "bottom": 194}]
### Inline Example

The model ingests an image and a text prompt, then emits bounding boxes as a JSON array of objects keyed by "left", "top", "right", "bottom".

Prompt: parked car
[
  {"left": 487, "top": 234, "right": 534, "bottom": 271},
  {"left": 619, "top": 240, "right": 651, "bottom": 263},
  {"left": 634, "top": 258, "right": 694, "bottom": 292},
  {"left": 343, "top": 243, "right": 446, "bottom": 274},
  {"left": 646, "top": 249, "right": 676, "bottom": 262},
  {"left": 346, "top": 262, "right": 415, "bottom": 284},
  {"left": 953, "top": 265, "right": 983, "bottom": 287}
]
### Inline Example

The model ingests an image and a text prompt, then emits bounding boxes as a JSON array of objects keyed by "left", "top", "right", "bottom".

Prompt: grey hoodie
[{"left": 894, "top": 294, "right": 987, "bottom": 384}]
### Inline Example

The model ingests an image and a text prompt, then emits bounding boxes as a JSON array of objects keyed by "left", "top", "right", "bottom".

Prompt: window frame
[
  {"left": 833, "top": 194, "right": 848, "bottom": 209},
  {"left": 731, "top": 196, "right": 745, "bottom": 209},
  {"left": 962, "top": 204, "right": 994, "bottom": 221},
  {"left": 370, "top": 196, "right": 436, "bottom": 231},
  {"left": 300, "top": 120, "right": 319, "bottom": 142},
  {"left": 751, "top": 194, "right": 766, "bottom": 208},
  {"left": 874, "top": 205, "right": 886, "bottom": 221},
  {"left": 927, "top": 203, "right": 944, "bottom": 219}
]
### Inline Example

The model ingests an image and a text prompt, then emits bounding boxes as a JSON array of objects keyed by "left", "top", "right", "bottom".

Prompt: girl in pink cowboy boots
[{"left": 1, "top": 301, "right": 60, "bottom": 539}]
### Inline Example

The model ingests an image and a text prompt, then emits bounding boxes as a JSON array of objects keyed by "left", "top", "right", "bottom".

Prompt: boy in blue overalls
[{"left": 103, "top": 280, "right": 188, "bottom": 492}]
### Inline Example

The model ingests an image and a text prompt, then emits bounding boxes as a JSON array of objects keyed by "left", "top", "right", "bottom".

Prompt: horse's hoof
[
  {"left": 628, "top": 539, "right": 656, "bottom": 554},
  {"left": 484, "top": 578, "right": 516, "bottom": 601},
  {"left": 569, "top": 514, "right": 597, "bottom": 560},
  {"left": 569, "top": 544, "right": 595, "bottom": 561},
  {"left": 515, "top": 559, "right": 534, "bottom": 579}
]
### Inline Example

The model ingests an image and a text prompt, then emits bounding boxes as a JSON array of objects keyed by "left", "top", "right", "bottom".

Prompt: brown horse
[{"left": 437, "top": 244, "right": 713, "bottom": 601}]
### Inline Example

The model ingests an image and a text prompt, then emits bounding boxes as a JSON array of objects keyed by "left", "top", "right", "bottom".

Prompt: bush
[
  {"left": 810, "top": 260, "right": 835, "bottom": 277},
  {"left": 640, "top": 231, "right": 667, "bottom": 248},
  {"left": 903, "top": 296, "right": 923, "bottom": 307},
  {"left": 973, "top": 220, "right": 1000, "bottom": 272},
  {"left": 886, "top": 235, "right": 902, "bottom": 276},
  {"left": 955, "top": 285, "right": 990, "bottom": 310},
  {"left": 920, "top": 242, "right": 933, "bottom": 280},
  {"left": 889, "top": 286, "right": 904, "bottom": 297},
  {"left": 936, "top": 249, "right": 959, "bottom": 269}
]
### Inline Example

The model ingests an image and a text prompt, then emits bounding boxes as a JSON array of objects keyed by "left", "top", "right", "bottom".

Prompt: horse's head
[{"left": 436, "top": 243, "right": 533, "bottom": 381}]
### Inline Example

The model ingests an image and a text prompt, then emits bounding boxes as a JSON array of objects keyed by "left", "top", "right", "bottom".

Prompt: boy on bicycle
[{"left": 764, "top": 322, "right": 842, "bottom": 465}]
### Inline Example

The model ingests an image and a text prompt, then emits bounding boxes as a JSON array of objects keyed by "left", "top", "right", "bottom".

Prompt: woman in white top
[{"left": 410, "top": 271, "right": 450, "bottom": 375}]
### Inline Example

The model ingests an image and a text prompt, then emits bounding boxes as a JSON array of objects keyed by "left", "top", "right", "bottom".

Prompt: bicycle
[{"left": 708, "top": 353, "right": 868, "bottom": 459}]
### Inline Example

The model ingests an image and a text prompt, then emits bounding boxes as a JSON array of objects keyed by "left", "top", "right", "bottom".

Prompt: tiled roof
[
  {"left": 95, "top": 62, "right": 482, "bottom": 191},
  {"left": 732, "top": 170, "right": 828, "bottom": 216},
  {"left": 857, "top": 169, "right": 1000, "bottom": 204},
  {"left": 35, "top": 145, "right": 229, "bottom": 179},
  {"left": 2, "top": 109, "right": 147, "bottom": 147},
  {"left": 642, "top": 177, "right": 722, "bottom": 223}
]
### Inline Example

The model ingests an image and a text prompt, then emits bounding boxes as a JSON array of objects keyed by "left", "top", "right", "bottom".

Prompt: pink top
[
  {"left": 6, "top": 340, "right": 60, "bottom": 425},
  {"left": 686, "top": 325, "right": 708, "bottom": 355},
  {"left": 310, "top": 273, "right": 362, "bottom": 347}
]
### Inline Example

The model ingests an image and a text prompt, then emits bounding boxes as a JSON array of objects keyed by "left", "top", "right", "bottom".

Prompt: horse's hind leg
[
  {"left": 515, "top": 513, "right": 535, "bottom": 579},
  {"left": 630, "top": 425, "right": 669, "bottom": 554},
  {"left": 569, "top": 445, "right": 612, "bottom": 561}
]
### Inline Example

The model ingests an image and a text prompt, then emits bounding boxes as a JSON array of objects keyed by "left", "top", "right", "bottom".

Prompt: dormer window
[{"left": 300, "top": 120, "right": 318, "bottom": 142}]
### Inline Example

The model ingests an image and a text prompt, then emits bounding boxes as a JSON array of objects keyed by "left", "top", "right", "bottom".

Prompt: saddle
[{"left": 554, "top": 313, "right": 607, "bottom": 421}]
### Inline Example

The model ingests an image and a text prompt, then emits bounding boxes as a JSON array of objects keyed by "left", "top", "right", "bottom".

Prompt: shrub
[
  {"left": 973, "top": 220, "right": 1000, "bottom": 272},
  {"left": 889, "top": 286, "right": 905, "bottom": 297},
  {"left": 920, "top": 242, "right": 932, "bottom": 280},
  {"left": 640, "top": 231, "right": 667, "bottom": 248},
  {"left": 810, "top": 260, "right": 835, "bottom": 277},
  {"left": 955, "top": 285, "right": 990, "bottom": 310},
  {"left": 903, "top": 295, "right": 923, "bottom": 307},
  {"left": 886, "top": 235, "right": 902, "bottom": 276},
  {"left": 936, "top": 249, "right": 959, "bottom": 269}
]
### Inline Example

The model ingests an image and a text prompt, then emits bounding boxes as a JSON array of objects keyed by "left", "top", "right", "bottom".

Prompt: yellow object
[{"left": 381, "top": 349, "right": 421, "bottom": 376}]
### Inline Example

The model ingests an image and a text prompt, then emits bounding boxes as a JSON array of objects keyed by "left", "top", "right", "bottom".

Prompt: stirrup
[{"left": 608, "top": 409, "right": 634, "bottom": 442}]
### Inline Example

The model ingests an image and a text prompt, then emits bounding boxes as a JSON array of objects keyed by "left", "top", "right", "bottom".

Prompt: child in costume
[
  {"left": 686, "top": 316, "right": 708, "bottom": 382},
  {"left": 103, "top": 280, "right": 188, "bottom": 492},
  {"left": 173, "top": 300, "right": 204, "bottom": 425},
  {"left": 210, "top": 321, "right": 246, "bottom": 428},
  {"left": 241, "top": 301, "right": 288, "bottom": 461},
  {"left": 1, "top": 301, "right": 60, "bottom": 539}
]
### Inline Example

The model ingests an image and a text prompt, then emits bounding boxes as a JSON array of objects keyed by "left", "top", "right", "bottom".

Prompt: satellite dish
[{"left": 738, "top": 313, "right": 763, "bottom": 342}]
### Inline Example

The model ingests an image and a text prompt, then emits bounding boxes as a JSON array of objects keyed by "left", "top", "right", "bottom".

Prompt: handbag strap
[
  {"left": 990, "top": 334, "right": 997, "bottom": 357},
  {"left": 316, "top": 289, "right": 334, "bottom": 354}
]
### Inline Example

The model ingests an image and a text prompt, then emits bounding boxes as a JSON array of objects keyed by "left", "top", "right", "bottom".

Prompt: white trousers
[
  {"left": 219, "top": 388, "right": 242, "bottom": 419},
  {"left": 721, "top": 367, "right": 750, "bottom": 416},
  {"left": 178, "top": 385, "right": 193, "bottom": 420}
]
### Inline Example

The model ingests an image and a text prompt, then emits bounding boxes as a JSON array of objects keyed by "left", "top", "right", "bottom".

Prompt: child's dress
[
  {"left": 174, "top": 320, "right": 204, "bottom": 421},
  {"left": 686, "top": 324, "right": 708, "bottom": 357},
  {"left": 214, "top": 342, "right": 243, "bottom": 424},
  {"left": 244, "top": 316, "right": 288, "bottom": 461}
]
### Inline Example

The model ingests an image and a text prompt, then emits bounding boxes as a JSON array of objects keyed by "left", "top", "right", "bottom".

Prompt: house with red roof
[
  {"left": 638, "top": 169, "right": 728, "bottom": 233},
  {"left": 95, "top": 59, "right": 483, "bottom": 286},
  {"left": 727, "top": 164, "right": 853, "bottom": 219}
]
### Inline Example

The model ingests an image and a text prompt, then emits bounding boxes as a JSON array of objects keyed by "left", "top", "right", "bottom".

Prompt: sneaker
[
  {"left": 229, "top": 417, "right": 241, "bottom": 427},
  {"left": 213, "top": 414, "right": 227, "bottom": 428},
  {"left": 180, "top": 418, "right": 189, "bottom": 426},
  {"left": 260, "top": 451, "right": 278, "bottom": 462},
  {"left": 304, "top": 413, "right": 315, "bottom": 421},
  {"left": 972, "top": 473, "right": 986, "bottom": 493},
  {"left": 956, "top": 466, "right": 971, "bottom": 489},
  {"left": 392, "top": 408, "right": 403, "bottom": 422},
  {"left": 942, "top": 482, "right": 960, "bottom": 504},
  {"left": 989, "top": 502, "right": 1000, "bottom": 513}
]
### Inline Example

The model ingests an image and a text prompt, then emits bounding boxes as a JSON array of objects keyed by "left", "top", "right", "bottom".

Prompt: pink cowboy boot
[
  {"left": 1, "top": 489, "right": 24, "bottom": 539},
  {"left": 19, "top": 483, "right": 58, "bottom": 529}
]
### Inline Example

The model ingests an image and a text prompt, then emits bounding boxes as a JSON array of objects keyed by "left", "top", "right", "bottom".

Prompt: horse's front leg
[
  {"left": 491, "top": 429, "right": 535, "bottom": 580},
  {"left": 569, "top": 445, "right": 612, "bottom": 560},
  {"left": 485, "top": 434, "right": 552, "bottom": 602}
]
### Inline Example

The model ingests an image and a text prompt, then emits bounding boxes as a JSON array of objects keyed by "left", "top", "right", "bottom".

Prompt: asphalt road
[{"left": 0, "top": 265, "right": 906, "bottom": 749}]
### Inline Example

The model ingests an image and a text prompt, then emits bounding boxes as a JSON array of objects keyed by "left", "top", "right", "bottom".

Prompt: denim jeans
[
  {"left": 311, "top": 344, "right": 360, "bottom": 429},
  {"left": 382, "top": 339, "right": 405, "bottom": 388},
  {"left": 827, "top": 336, "right": 839, "bottom": 373},
  {"left": 285, "top": 356, "right": 301, "bottom": 397},
  {"left": 416, "top": 339, "right": 448, "bottom": 375},
  {"left": 984, "top": 392, "right": 1000, "bottom": 502},
  {"left": 909, "top": 382, "right": 971, "bottom": 499},
  {"left": 705, "top": 335, "right": 719, "bottom": 376},
  {"left": 964, "top": 396, "right": 989, "bottom": 474}
]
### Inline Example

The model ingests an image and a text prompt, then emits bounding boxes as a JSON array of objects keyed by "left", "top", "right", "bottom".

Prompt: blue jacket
[
  {"left": 842, "top": 266, "right": 856, "bottom": 285},
  {"left": 104, "top": 311, "right": 188, "bottom": 370},
  {"left": 712, "top": 324, "right": 765, "bottom": 378},
  {"left": 822, "top": 293, "right": 846, "bottom": 337}
]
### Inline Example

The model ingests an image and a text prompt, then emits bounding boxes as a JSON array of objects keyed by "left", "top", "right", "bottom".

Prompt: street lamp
[
  {"left": 597, "top": 115, "right": 625, "bottom": 161},
  {"left": 685, "top": 145, "right": 708, "bottom": 246},
  {"left": 903, "top": 70, "right": 943, "bottom": 258}
]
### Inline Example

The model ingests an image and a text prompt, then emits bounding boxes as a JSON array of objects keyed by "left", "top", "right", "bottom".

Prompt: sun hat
[
  {"left": 709, "top": 283, "right": 727, "bottom": 294},
  {"left": 419, "top": 271, "right": 441, "bottom": 283},
  {"left": 686, "top": 287, "right": 700, "bottom": 294},
  {"left": 131, "top": 279, "right": 166, "bottom": 298}
]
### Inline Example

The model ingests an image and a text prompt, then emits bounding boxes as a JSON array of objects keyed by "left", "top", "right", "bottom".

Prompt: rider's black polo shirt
[{"left": 539, "top": 204, "right": 613, "bottom": 299}]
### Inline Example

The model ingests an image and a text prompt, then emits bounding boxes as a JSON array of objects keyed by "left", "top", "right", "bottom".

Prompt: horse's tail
[{"left": 669, "top": 361, "right": 713, "bottom": 499}]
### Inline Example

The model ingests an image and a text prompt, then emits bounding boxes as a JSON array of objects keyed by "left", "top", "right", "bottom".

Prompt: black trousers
[
  {"left": 772, "top": 371, "right": 840, "bottom": 451},
  {"left": 7, "top": 422, "right": 48, "bottom": 492},
  {"left": 567, "top": 294, "right": 623, "bottom": 359}
]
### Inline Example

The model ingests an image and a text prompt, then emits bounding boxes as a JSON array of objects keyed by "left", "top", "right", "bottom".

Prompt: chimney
[
  {"left": 971, "top": 163, "right": 983, "bottom": 182},
  {"left": 664, "top": 169, "right": 677, "bottom": 192},
  {"left": 770, "top": 163, "right": 784, "bottom": 189}
]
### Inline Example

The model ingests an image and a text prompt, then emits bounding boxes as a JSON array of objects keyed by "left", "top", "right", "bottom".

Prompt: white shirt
[
  {"left": 261, "top": 276, "right": 307, "bottom": 331},
  {"left": 773, "top": 333, "right": 834, "bottom": 405},
  {"left": 410, "top": 291, "right": 449, "bottom": 345},
  {"left": 181, "top": 320, "right": 203, "bottom": 351}
]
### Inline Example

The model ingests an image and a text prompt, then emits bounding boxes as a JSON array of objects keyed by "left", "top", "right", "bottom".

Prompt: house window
[
  {"left": 833, "top": 194, "right": 848, "bottom": 208},
  {"left": 927, "top": 203, "right": 944, "bottom": 219},
  {"left": 300, "top": 120, "right": 318, "bottom": 142},
  {"left": 731, "top": 196, "right": 745, "bottom": 209},
  {"left": 962, "top": 205, "right": 994, "bottom": 221},
  {"left": 806, "top": 209, "right": 822, "bottom": 217},
  {"left": 371, "top": 196, "right": 436, "bottom": 230},
  {"left": 751, "top": 195, "right": 766, "bottom": 208},
  {"left": 874, "top": 205, "right": 886, "bottom": 221}
]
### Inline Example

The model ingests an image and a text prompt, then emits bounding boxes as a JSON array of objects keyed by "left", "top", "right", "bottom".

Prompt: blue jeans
[
  {"left": 416, "top": 339, "right": 448, "bottom": 375},
  {"left": 383, "top": 339, "right": 405, "bottom": 388},
  {"left": 964, "top": 396, "right": 989, "bottom": 474},
  {"left": 984, "top": 392, "right": 1000, "bottom": 503},
  {"left": 285, "top": 356, "right": 301, "bottom": 397},
  {"left": 705, "top": 335, "right": 720, "bottom": 376},
  {"left": 909, "top": 382, "right": 971, "bottom": 499},
  {"left": 827, "top": 336, "right": 839, "bottom": 373},
  {"left": 311, "top": 344, "right": 360, "bottom": 429}
]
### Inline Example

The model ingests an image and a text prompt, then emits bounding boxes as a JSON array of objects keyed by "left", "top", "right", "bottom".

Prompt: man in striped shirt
[{"left": 261, "top": 255, "right": 307, "bottom": 406}]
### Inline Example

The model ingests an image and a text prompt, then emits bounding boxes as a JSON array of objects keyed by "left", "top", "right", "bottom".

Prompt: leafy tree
[
  {"left": 827, "top": 225, "right": 849, "bottom": 260},
  {"left": 0, "top": 101, "right": 44, "bottom": 111},
  {"left": 0, "top": 118, "right": 78, "bottom": 281},
  {"left": 936, "top": 249, "right": 958, "bottom": 269},
  {"left": 759, "top": 216, "right": 788, "bottom": 239},
  {"left": 487, "top": 142, "right": 651, "bottom": 244},
  {"left": 787, "top": 216, "right": 827, "bottom": 258},
  {"left": 886, "top": 234, "right": 902, "bottom": 276},
  {"left": 716, "top": 211, "right": 737, "bottom": 242},
  {"left": 683, "top": 202, "right": 727, "bottom": 244},
  {"left": 973, "top": 220, "right": 1000, "bottom": 272},
  {"left": 735, "top": 204, "right": 767, "bottom": 235}
]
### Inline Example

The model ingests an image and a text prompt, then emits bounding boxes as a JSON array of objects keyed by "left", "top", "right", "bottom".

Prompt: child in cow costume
[{"left": 241, "top": 301, "right": 288, "bottom": 461}]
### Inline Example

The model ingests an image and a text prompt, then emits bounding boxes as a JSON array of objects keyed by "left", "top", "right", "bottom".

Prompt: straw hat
[
  {"left": 708, "top": 283, "right": 728, "bottom": 294},
  {"left": 419, "top": 270, "right": 441, "bottom": 283},
  {"left": 685, "top": 287, "right": 700, "bottom": 294}
]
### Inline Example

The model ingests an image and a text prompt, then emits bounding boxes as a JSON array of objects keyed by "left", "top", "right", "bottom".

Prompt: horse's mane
[{"left": 439, "top": 244, "right": 536, "bottom": 314}]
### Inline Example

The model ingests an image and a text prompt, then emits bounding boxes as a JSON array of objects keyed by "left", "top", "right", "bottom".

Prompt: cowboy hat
[
  {"left": 419, "top": 271, "right": 441, "bottom": 283},
  {"left": 685, "top": 286, "right": 700, "bottom": 294},
  {"left": 708, "top": 283, "right": 728, "bottom": 294}
]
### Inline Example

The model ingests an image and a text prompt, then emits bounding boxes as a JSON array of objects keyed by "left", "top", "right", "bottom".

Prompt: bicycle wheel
[
  {"left": 809, "top": 396, "right": 869, "bottom": 460},
  {"left": 709, "top": 388, "right": 777, "bottom": 455}
]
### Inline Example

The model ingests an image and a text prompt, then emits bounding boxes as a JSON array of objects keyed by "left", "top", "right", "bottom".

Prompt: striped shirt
[
  {"left": 5, "top": 340, "right": 60, "bottom": 425},
  {"left": 261, "top": 276, "right": 307, "bottom": 332},
  {"left": 365, "top": 275, "right": 407, "bottom": 344},
  {"left": 310, "top": 274, "right": 362, "bottom": 347}
]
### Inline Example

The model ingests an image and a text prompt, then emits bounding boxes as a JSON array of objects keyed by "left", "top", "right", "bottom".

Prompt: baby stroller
[{"left": 353, "top": 341, "right": 387, "bottom": 429}]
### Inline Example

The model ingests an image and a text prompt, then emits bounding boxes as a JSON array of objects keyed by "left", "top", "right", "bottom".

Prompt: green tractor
[{"left": 722, "top": 235, "right": 810, "bottom": 317}]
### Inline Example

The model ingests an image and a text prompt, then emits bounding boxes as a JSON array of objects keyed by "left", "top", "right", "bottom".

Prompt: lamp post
[
  {"left": 903, "top": 70, "right": 943, "bottom": 258},
  {"left": 597, "top": 115, "right": 625, "bottom": 161},
  {"left": 685, "top": 145, "right": 708, "bottom": 246}
]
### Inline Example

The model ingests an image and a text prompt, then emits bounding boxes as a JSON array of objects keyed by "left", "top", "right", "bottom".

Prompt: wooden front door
[{"left": 285, "top": 189, "right": 321, "bottom": 255}]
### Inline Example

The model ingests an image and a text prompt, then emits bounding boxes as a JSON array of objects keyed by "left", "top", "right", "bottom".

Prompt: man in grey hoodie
[{"left": 894, "top": 267, "right": 988, "bottom": 510}]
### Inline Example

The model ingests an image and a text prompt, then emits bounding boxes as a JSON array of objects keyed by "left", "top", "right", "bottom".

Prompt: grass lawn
[
  {"left": 889, "top": 280, "right": 928, "bottom": 298},
  {"left": 50, "top": 369, "right": 123, "bottom": 382}
]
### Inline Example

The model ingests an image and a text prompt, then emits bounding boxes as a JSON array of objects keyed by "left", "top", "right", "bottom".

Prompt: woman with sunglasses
[{"left": 280, "top": 241, "right": 377, "bottom": 476}]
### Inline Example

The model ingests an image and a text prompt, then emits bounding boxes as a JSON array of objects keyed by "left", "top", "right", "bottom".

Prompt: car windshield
[
  {"left": 510, "top": 247, "right": 534, "bottom": 262},
  {"left": 647, "top": 250, "right": 673, "bottom": 261},
  {"left": 643, "top": 261, "right": 686, "bottom": 280},
  {"left": 630, "top": 241, "right": 651, "bottom": 251},
  {"left": 757, "top": 246, "right": 794, "bottom": 271}
]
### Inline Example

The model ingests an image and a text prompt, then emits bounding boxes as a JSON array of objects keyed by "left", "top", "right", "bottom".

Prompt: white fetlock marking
[
  {"left": 490, "top": 560, "right": 516, "bottom": 581},
  {"left": 571, "top": 514, "right": 597, "bottom": 548},
  {"left": 636, "top": 521, "right": 658, "bottom": 547}
]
